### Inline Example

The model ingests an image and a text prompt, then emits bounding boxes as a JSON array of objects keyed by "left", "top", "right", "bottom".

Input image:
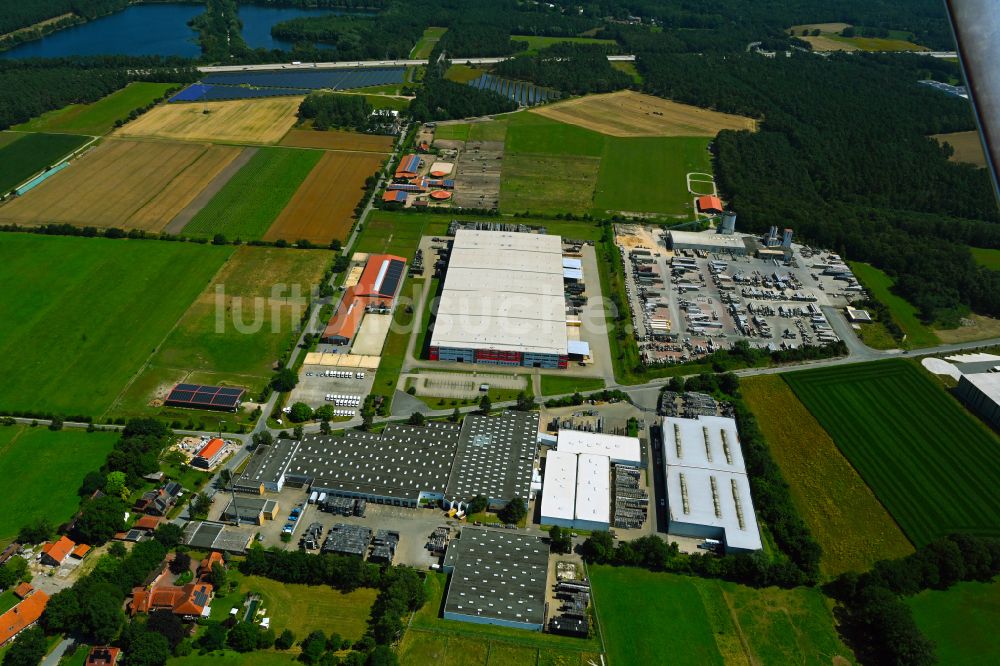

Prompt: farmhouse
[
  {"left": 135, "top": 481, "right": 182, "bottom": 516},
  {"left": 662, "top": 415, "right": 762, "bottom": 553},
  {"left": 130, "top": 581, "right": 213, "bottom": 619},
  {"left": 40, "top": 536, "right": 77, "bottom": 566},
  {"left": 0, "top": 588, "right": 49, "bottom": 647},
  {"left": 429, "top": 230, "right": 569, "bottom": 368},
  {"left": 321, "top": 254, "right": 405, "bottom": 345},
  {"left": 955, "top": 372, "right": 1000, "bottom": 430},
  {"left": 442, "top": 528, "right": 548, "bottom": 631},
  {"left": 192, "top": 437, "right": 226, "bottom": 469}
]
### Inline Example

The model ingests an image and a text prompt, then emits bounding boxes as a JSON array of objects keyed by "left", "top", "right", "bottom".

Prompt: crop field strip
[
  {"left": 116, "top": 96, "right": 303, "bottom": 145},
  {"left": 0, "top": 139, "right": 242, "bottom": 232},
  {"left": 785, "top": 360, "right": 1000, "bottom": 546},
  {"left": 265, "top": 150, "right": 385, "bottom": 244},
  {"left": 13, "top": 82, "right": 177, "bottom": 136},
  {"left": 280, "top": 129, "right": 394, "bottom": 153},
  {"left": 0, "top": 132, "right": 90, "bottom": 194}
]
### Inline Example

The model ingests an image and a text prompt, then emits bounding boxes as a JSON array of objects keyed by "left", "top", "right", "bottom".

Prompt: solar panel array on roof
[
  {"left": 165, "top": 384, "right": 245, "bottom": 412},
  {"left": 377, "top": 259, "right": 405, "bottom": 298}
]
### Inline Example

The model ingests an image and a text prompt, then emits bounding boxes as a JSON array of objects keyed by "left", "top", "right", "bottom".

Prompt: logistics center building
[{"left": 429, "top": 230, "right": 569, "bottom": 368}]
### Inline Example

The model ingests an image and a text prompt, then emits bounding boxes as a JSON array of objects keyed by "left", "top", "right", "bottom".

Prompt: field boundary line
[
  {"left": 9, "top": 133, "right": 100, "bottom": 194},
  {"left": 719, "top": 586, "right": 756, "bottom": 665},
  {"left": 584, "top": 561, "right": 609, "bottom": 662},
  {"left": 123, "top": 143, "right": 212, "bottom": 227}
]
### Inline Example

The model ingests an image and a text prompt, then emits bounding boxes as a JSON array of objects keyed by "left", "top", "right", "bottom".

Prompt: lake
[{"left": 1, "top": 3, "right": 336, "bottom": 59}]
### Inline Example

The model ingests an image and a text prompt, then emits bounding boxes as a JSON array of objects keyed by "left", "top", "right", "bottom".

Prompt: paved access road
[{"left": 197, "top": 55, "right": 635, "bottom": 73}]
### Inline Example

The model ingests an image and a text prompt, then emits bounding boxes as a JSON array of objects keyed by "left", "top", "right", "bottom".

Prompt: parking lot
[{"left": 287, "top": 365, "right": 374, "bottom": 416}]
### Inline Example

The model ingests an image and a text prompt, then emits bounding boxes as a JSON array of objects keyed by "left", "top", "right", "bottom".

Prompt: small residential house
[
  {"left": 0, "top": 588, "right": 49, "bottom": 647},
  {"left": 86, "top": 647, "right": 121, "bottom": 666},
  {"left": 135, "top": 481, "right": 182, "bottom": 516},
  {"left": 40, "top": 536, "right": 76, "bottom": 566}
]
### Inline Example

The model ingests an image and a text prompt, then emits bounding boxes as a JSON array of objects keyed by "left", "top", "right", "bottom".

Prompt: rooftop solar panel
[
  {"left": 176, "top": 383, "right": 200, "bottom": 391},
  {"left": 167, "top": 391, "right": 195, "bottom": 402},
  {"left": 378, "top": 260, "right": 405, "bottom": 297},
  {"left": 217, "top": 388, "right": 243, "bottom": 396},
  {"left": 192, "top": 394, "right": 214, "bottom": 404},
  {"left": 213, "top": 395, "right": 239, "bottom": 408}
]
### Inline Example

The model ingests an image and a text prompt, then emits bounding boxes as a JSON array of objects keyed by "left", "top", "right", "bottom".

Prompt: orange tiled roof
[
  {"left": 0, "top": 589, "right": 49, "bottom": 645},
  {"left": 41, "top": 536, "right": 75, "bottom": 564}
]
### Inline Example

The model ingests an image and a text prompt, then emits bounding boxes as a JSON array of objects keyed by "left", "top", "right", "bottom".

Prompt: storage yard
[{"left": 116, "top": 96, "right": 303, "bottom": 144}]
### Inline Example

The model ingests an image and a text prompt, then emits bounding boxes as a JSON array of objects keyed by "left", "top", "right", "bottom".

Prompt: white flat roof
[
  {"left": 962, "top": 372, "right": 1000, "bottom": 400},
  {"left": 557, "top": 430, "right": 642, "bottom": 466},
  {"left": 540, "top": 450, "right": 577, "bottom": 523},
  {"left": 669, "top": 230, "right": 748, "bottom": 250},
  {"left": 663, "top": 415, "right": 745, "bottom": 474},
  {"left": 667, "top": 466, "right": 762, "bottom": 552},
  {"left": 563, "top": 257, "right": 582, "bottom": 269},
  {"left": 575, "top": 453, "right": 610, "bottom": 526},
  {"left": 430, "top": 230, "right": 568, "bottom": 356}
]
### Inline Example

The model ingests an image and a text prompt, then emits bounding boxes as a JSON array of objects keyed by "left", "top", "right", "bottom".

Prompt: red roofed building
[
  {"left": 12, "top": 583, "right": 32, "bottom": 600},
  {"left": 134, "top": 515, "right": 162, "bottom": 532},
  {"left": 321, "top": 287, "right": 370, "bottom": 345},
  {"left": 321, "top": 255, "right": 406, "bottom": 345},
  {"left": 86, "top": 647, "right": 121, "bottom": 666},
  {"left": 199, "top": 552, "right": 225, "bottom": 577},
  {"left": 130, "top": 581, "right": 213, "bottom": 619},
  {"left": 71, "top": 544, "right": 91, "bottom": 560},
  {"left": 40, "top": 536, "right": 76, "bottom": 566},
  {"left": 394, "top": 154, "right": 421, "bottom": 179},
  {"left": 382, "top": 190, "right": 408, "bottom": 205},
  {"left": 192, "top": 437, "right": 226, "bottom": 469},
  {"left": 0, "top": 588, "right": 48, "bottom": 647},
  {"left": 696, "top": 195, "right": 724, "bottom": 214}
]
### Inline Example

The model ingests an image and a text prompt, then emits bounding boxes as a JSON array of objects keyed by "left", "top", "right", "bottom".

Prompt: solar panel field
[
  {"left": 467, "top": 74, "right": 555, "bottom": 106},
  {"left": 0, "top": 234, "right": 233, "bottom": 417},
  {"left": 784, "top": 360, "right": 1000, "bottom": 546},
  {"left": 0, "top": 132, "right": 90, "bottom": 194},
  {"left": 170, "top": 83, "right": 306, "bottom": 103},
  {"left": 201, "top": 67, "right": 406, "bottom": 91},
  {"left": 116, "top": 96, "right": 303, "bottom": 144}
]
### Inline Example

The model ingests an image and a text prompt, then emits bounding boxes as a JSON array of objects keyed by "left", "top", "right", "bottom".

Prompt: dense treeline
[
  {"left": 192, "top": 0, "right": 250, "bottom": 62},
  {"left": 0, "top": 57, "right": 198, "bottom": 130},
  {"left": 635, "top": 50, "right": 1000, "bottom": 323},
  {"left": 494, "top": 43, "right": 630, "bottom": 95},
  {"left": 241, "top": 545, "right": 383, "bottom": 591},
  {"left": 409, "top": 52, "right": 517, "bottom": 121},
  {"left": 0, "top": 0, "right": 129, "bottom": 35},
  {"left": 826, "top": 534, "right": 1000, "bottom": 666},
  {"left": 247, "top": 0, "right": 388, "bottom": 8},
  {"left": 271, "top": 10, "right": 421, "bottom": 60},
  {"left": 298, "top": 92, "right": 372, "bottom": 131}
]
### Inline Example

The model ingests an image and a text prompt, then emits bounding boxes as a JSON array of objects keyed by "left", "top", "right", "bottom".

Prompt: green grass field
[
  {"left": 12, "top": 82, "right": 177, "bottom": 136},
  {"left": 785, "top": 360, "right": 1000, "bottom": 546},
  {"left": 505, "top": 113, "right": 605, "bottom": 156},
  {"left": 0, "top": 425, "right": 117, "bottom": 545},
  {"left": 611, "top": 60, "right": 641, "bottom": 83},
  {"left": 512, "top": 34, "right": 616, "bottom": 55},
  {"left": 182, "top": 147, "right": 322, "bottom": 240},
  {"left": 971, "top": 247, "right": 1000, "bottom": 270},
  {"left": 502, "top": 152, "right": 601, "bottom": 215},
  {"left": 540, "top": 375, "right": 604, "bottom": 396},
  {"left": 855, "top": 321, "right": 899, "bottom": 350},
  {"left": 433, "top": 123, "right": 471, "bottom": 141},
  {"left": 827, "top": 34, "right": 927, "bottom": 51},
  {"left": 907, "top": 580, "right": 1000, "bottom": 665},
  {"left": 741, "top": 375, "right": 913, "bottom": 576},
  {"left": 0, "top": 132, "right": 23, "bottom": 149},
  {"left": 443, "top": 64, "right": 485, "bottom": 84},
  {"left": 591, "top": 566, "right": 853, "bottom": 665},
  {"left": 0, "top": 132, "right": 90, "bottom": 193},
  {"left": 410, "top": 26, "right": 447, "bottom": 58},
  {"left": 0, "top": 234, "right": 233, "bottom": 417},
  {"left": 849, "top": 262, "right": 940, "bottom": 347}
]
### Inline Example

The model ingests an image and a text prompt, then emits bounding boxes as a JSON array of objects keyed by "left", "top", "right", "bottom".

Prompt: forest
[
  {"left": 298, "top": 92, "right": 372, "bottom": 131},
  {"left": 270, "top": 10, "right": 422, "bottom": 60},
  {"left": 494, "top": 43, "right": 631, "bottom": 95},
  {"left": 0, "top": 0, "right": 129, "bottom": 36},
  {"left": 191, "top": 0, "right": 250, "bottom": 62}
]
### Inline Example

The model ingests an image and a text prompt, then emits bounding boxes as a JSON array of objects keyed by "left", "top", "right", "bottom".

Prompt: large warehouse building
[
  {"left": 667, "top": 230, "right": 751, "bottom": 256},
  {"left": 955, "top": 372, "right": 1000, "bottom": 430},
  {"left": 661, "top": 415, "right": 762, "bottom": 553},
  {"left": 429, "top": 230, "right": 569, "bottom": 368}
]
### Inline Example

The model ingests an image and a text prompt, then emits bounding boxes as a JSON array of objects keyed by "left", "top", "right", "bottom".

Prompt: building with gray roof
[
  {"left": 182, "top": 521, "right": 253, "bottom": 554},
  {"left": 234, "top": 438, "right": 301, "bottom": 494},
  {"left": 446, "top": 411, "right": 539, "bottom": 507},
  {"left": 442, "top": 527, "right": 549, "bottom": 631}
]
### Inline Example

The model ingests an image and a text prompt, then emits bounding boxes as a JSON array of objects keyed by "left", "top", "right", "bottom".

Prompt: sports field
[
  {"left": 265, "top": 151, "right": 384, "bottom": 243},
  {"left": 0, "top": 425, "right": 117, "bottom": 546},
  {"left": 741, "top": 375, "right": 913, "bottom": 575},
  {"left": 531, "top": 90, "right": 757, "bottom": 137},
  {"left": 591, "top": 566, "right": 853, "bottom": 666},
  {"left": 116, "top": 96, "right": 303, "bottom": 144},
  {"left": 785, "top": 360, "right": 1000, "bottom": 546},
  {"left": 908, "top": 580, "right": 1000, "bottom": 665},
  {"left": 280, "top": 128, "right": 394, "bottom": 152},
  {"left": 12, "top": 82, "right": 177, "bottom": 136},
  {"left": 849, "top": 262, "right": 939, "bottom": 347},
  {"left": 0, "top": 139, "right": 242, "bottom": 232},
  {"left": 0, "top": 234, "right": 232, "bottom": 417},
  {"left": 182, "top": 147, "right": 322, "bottom": 239},
  {"left": 933, "top": 130, "right": 988, "bottom": 168},
  {"left": 410, "top": 26, "right": 447, "bottom": 58},
  {"left": 0, "top": 132, "right": 90, "bottom": 194},
  {"left": 113, "top": 247, "right": 330, "bottom": 417}
]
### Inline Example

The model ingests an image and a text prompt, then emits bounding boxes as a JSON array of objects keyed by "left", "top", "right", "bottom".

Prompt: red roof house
[
  {"left": 86, "top": 647, "right": 121, "bottom": 666},
  {"left": 0, "top": 589, "right": 48, "bottom": 647},
  {"left": 41, "top": 536, "right": 76, "bottom": 566},
  {"left": 696, "top": 195, "right": 724, "bottom": 214}
]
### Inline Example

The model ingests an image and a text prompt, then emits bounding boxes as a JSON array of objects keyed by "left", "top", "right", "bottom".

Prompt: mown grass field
[
  {"left": 855, "top": 321, "right": 899, "bottom": 350},
  {"left": 0, "top": 234, "right": 232, "bottom": 417},
  {"left": 540, "top": 375, "right": 604, "bottom": 396},
  {"left": 0, "top": 425, "right": 117, "bottom": 546},
  {"left": 591, "top": 566, "right": 853, "bottom": 666},
  {"left": 442, "top": 64, "right": 485, "bottom": 85},
  {"left": 511, "top": 34, "right": 616, "bottom": 55},
  {"left": 907, "top": 580, "right": 1000, "bottom": 665},
  {"left": 0, "top": 132, "right": 24, "bottom": 149},
  {"left": 971, "top": 247, "right": 1000, "bottom": 270},
  {"left": 741, "top": 375, "right": 913, "bottom": 575},
  {"left": 400, "top": 572, "right": 602, "bottom": 666},
  {"left": 182, "top": 147, "right": 322, "bottom": 239},
  {"left": 12, "top": 82, "right": 177, "bottom": 136},
  {"left": 849, "top": 262, "right": 939, "bottom": 347},
  {"left": 410, "top": 26, "right": 447, "bottom": 58},
  {"left": 827, "top": 34, "right": 927, "bottom": 51},
  {"left": 785, "top": 360, "right": 1000, "bottom": 546},
  {"left": 0, "top": 132, "right": 89, "bottom": 193}
]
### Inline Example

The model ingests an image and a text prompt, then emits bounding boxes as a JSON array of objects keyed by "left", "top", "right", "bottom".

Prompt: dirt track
[{"left": 165, "top": 147, "right": 257, "bottom": 234}]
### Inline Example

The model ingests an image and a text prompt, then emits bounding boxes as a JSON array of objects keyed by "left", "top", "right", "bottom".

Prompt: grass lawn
[
  {"left": 501, "top": 152, "right": 600, "bottom": 215},
  {"left": 0, "top": 132, "right": 23, "bottom": 149},
  {"left": 171, "top": 652, "right": 300, "bottom": 665},
  {"left": 907, "top": 579, "right": 1000, "bottom": 665},
  {"left": 354, "top": 212, "right": 451, "bottom": 257},
  {"left": 593, "top": 136, "right": 710, "bottom": 216},
  {"left": 849, "top": 262, "right": 939, "bottom": 347},
  {"left": 360, "top": 94, "right": 410, "bottom": 112},
  {"left": 504, "top": 112, "right": 605, "bottom": 156},
  {"left": 0, "top": 234, "right": 233, "bottom": 417},
  {"left": 0, "top": 132, "right": 90, "bottom": 193},
  {"left": 433, "top": 123, "right": 470, "bottom": 141},
  {"left": 0, "top": 590, "right": 18, "bottom": 614},
  {"left": 785, "top": 359, "right": 1000, "bottom": 546},
  {"left": 443, "top": 64, "right": 485, "bottom": 84},
  {"left": 0, "top": 425, "right": 117, "bottom": 545},
  {"left": 741, "top": 375, "right": 913, "bottom": 576},
  {"left": 540, "top": 375, "right": 604, "bottom": 396},
  {"left": 182, "top": 147, "right": 322, "bottom": 240},
  {"left": 512, "top": 34, "right": 616, "bottom": 55},
  {"left": 371, "top": 279, "right": 418, "bottom": 408},
  {"left": 590, "top": 566, "right": 853, "bottom": 665},
  {"left": 12, "top": 83, "right": 177, "bottom": 136},
  {"left": 611, "top": 61, "right": 641, "bottom": 83},
  {"left": 971, "top": 247, "right": 1000, "bottom": 270},
  {"left": 410, "top": 26, "right": 447, "bottom": 58},
  {"left": 855, "top": 321, "right": 898, "bottom": 350}
]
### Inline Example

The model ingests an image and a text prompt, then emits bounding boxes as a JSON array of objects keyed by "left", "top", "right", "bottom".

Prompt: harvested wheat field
[
  {"left": 116, "top": 97, "right": 303, "bottom": 144},
  {"left": 800, "top": 35, "right": 859, "bottom": 52},
  {"left": 0, "top": 139, "right": 241, "bottom": 232},
  {"left": 531, "top": 90, "right": 757, "bottom": 137},
  {"left": 264, "top": 151, "right": 384, "bottom": 243},
  {"left": 281, "top": 129, "right": 393, "bottom": 153},
  {"left": 933, "top": 131, "right": 988, "bottom": 168}
]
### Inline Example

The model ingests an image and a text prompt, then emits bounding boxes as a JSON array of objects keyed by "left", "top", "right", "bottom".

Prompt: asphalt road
[{"left": 197, "top": 55, "right": 635, "bottom": 73}]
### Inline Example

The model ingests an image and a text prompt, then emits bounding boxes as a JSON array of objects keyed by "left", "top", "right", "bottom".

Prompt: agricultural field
[
  {"left": 593, "top": 136, "right": 711, "bottom": 216},
  {"left": 501, "top": 153, "right": 600, "bottom": 215},
  {"left": 0, "top": 425, "right": 117, "bottom": 546},
  {"left": 0, "top": 234, "right": 232, "bottom": 417},
  {"left": 539, "top": 375, "right": 604, "bottom": 396},
  {"left": 0, "top": 132, "right": 89, "bottom": 194},
  {"left": 0, "top": 139, "right": 242, "bottom": 232},
  {"left": 530, "top": 90, "right": 757, "bottom": 137},
  {"left": 971, "top": 247, "right": 1000, "bottom": 269},
  {"left": 933, "top": 131, "right": 988, "bottom": 167},
  {"left": 112, "top": 247, "right": 331, "bottom": 418},
  {"left": 785, "top": 360, "right": 1000, "bottom": 546},
  {"left": 907, "top": 580, "right": 1000, "bottom": 665},
  {"left": 504, "top": 113, "right": 605, "bottom": 156},
  {"left": 741, "top": 375, "right": 913, "bottom": 575},
  {"left": 512, "top": 34, "right": 616, "bottom": 55},
  {"left": 12, "top": 82, "right": 177, "bottom": 136},
  {"left": 591, "top": 566, "right": 853, "bottom": 666},
  {"left": 265, "top": 151, "right": 385, "bottom": 244},
  {"left": 0, "top": 132, "right": 22, "bottom": 149},
  {"left": 849, "top": 262, "right": 940, "bottom": 347},
  {"left": 280, "top": 128, "right": 394, "bottom": 153},
  {"left": 181, "top": 147, "right": 321, "bottom": 239},
  {"left": 116, "top": 96, "right": 303, "bottom": 144},
  {"left": 792, "top": 24, "right": 927, "bottom": 52},
  {"left": 410, "top": 26, "right": 447, "bottom": 58}
]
